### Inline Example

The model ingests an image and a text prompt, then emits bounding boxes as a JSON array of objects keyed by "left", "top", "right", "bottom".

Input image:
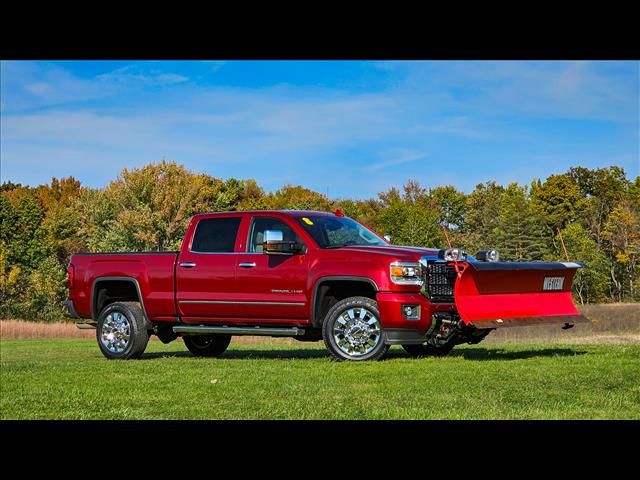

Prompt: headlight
[
  {"left": 390, "top": 261, "right": 423, "bottom": 285},
  {"left": 476, "top": 249, "right": 500, "bottom": 262},
  {"left": 438, "top": 248, "right": 467, "bottom": 262}
]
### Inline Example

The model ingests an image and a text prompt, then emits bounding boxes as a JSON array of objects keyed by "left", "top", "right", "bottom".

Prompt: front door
[
  {"left": 176, "top": 216, "right": 241, "bottom": 322},
  {"left": 234, "top": 215, "right": 309, "bottom": 323}
]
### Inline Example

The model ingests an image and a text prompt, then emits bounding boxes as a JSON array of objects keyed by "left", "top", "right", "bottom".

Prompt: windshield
[{"left": 296, "top": 215, "right": 387, "bottom": 248}]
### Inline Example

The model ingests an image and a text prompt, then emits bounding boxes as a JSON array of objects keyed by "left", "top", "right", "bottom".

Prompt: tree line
[{"left": 1, "top": 161, "right": 638, "bottom": 320}]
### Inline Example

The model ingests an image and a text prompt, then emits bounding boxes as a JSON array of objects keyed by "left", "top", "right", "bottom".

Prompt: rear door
[
  {"left": 175, "top": 216, "right": 241, "bottom": 322},
  {"left": 234, "top": 215, "right": 309, "bottom": 322}
]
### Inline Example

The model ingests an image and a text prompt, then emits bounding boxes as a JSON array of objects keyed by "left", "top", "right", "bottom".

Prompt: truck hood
[{"left": 329, "top": 245, "right": 441, "bottom": 261}]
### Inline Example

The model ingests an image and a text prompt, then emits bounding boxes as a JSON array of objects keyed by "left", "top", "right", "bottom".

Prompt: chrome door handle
[
  {"left": 179, "top": 262, "right": 197, "bottom": 268},
  {"left": 239, "top": 262, "right": 256, "bottom": 268}
]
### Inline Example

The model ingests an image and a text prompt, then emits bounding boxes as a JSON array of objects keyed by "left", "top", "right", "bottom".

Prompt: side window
[
  {"left": 191, "top": 217, "right": 241, "bottom": 253},
  {"left": 248, "top": 217, "right": 303, "bottom": 253}
]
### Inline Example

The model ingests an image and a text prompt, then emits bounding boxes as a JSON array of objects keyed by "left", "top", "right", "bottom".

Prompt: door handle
[
  {"left": 239, "top": 262, "right": 256, "bottom": 268},
  {"left": 179, "top": 262, "right": 197, "bottom": 268}
]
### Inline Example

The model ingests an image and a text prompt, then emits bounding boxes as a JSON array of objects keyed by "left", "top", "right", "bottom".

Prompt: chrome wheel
[
  {"left": 332, "top": 307, "right": 382, "bottom": 357},
  {"left": 100, "top": 311, "right": 131, "bottom": 354}
]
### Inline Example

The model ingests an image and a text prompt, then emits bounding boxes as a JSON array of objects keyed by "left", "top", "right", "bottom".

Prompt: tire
[
  {"left": 96, "top": 301, "right": 149, "bottom": 360},
  {"left": 402, "top": 342, "right": 455, "bottom": 358},
  {"left": 183, "top": 334, "right": 232, "bottom": 357},
  {"left": 322, "top": 296, "right": 389, "bottom": 361}
]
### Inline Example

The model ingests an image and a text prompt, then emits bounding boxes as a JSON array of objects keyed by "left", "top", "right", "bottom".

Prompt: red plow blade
[{"left": 454, "top": 262, "right": 589, "bottom": 329}]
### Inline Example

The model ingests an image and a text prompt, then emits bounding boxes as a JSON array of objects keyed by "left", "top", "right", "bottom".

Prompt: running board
[
  {"left": 75, "top": 322, "right": 97, "bottom": 329},
  {"left": 172, "top": 325, "right": 305, "bottom": 336}
]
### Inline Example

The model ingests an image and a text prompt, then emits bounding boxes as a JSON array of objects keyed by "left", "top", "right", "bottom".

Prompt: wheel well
[
  {"left": 312, "top": 279, "right": 377, "bottom": 328},
  {"left": 93, "top": 279, "right": 142, "bottom": 320}
]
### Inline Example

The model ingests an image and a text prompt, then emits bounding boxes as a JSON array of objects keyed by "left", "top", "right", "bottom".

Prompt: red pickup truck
[{"left": 65, "top": 210, "right": 588, "bottom": 361}]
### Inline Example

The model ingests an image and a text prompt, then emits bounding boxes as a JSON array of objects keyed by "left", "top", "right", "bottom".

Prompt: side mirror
[
  {"left": 384, "top": 234, "right": 392, "bottom": 243},
  {"left": 263, "top": 230, "right": 302, "bottom": 255}
]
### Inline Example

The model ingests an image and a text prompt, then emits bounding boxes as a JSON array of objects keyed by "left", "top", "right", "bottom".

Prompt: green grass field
[{"left": 1, "top": 338, "right": 639, "bottom": 420}]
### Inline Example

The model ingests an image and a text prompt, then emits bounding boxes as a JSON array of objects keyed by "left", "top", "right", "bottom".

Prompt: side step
[
  {"left": 172, "top": 325, "right": 305, "bottom": 337},
  {"left": 76, "top": 322, "right": 97, "bottom": 330}
]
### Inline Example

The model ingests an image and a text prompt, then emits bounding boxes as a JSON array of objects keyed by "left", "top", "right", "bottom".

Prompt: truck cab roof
[{"left": 193, "top": 210, "right": 337, "bottom": 218}]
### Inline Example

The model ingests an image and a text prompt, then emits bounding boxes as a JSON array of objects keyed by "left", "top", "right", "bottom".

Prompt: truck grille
[{"left": 424, "top": 262, "right": 458, "bottom": 303}]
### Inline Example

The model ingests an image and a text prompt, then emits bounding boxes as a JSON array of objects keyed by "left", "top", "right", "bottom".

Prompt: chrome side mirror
[
  {"left": 264, "top": 230, "right": 283, "bottom": 244},
  {"left": 263, "top": 230, "right": 300, "bottom": 255},
  {"left": 384, "top": 234, "right": 392, "bottom": 243}
]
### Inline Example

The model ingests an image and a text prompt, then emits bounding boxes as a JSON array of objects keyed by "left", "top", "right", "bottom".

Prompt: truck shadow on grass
[
  {"left": 444, "top": 347, "right": 587, "bottom": 361},
  {"left": 143, "top": 346, "right": 588, "bottom": 361},
  {"left": 383, "top": 347, "right": 587, "bottom": 361},
  {"left": 142, "top": 348, "right": 330, "bottom": 360}
]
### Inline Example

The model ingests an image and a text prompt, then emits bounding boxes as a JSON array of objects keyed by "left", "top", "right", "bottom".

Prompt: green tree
[
  {"left": 558, "top": 223, "right": 611, "bottom": 304},
  {"left": 262, "top": 184, "right": 333, "bottom": 211},
  {"left": 374, "top": 181, "right": 443, "bottom": 247},
  {"left": 25, "top": 256, "right": 68, "bottom": 321},
  {"left": 37, "top": 177, "right": 85, "bottom": 264},
  {"left": 530, "top": 173, "right": 585, "bottom": 231},
  {"left": 0, "top": 242, "right": 29, "bottom": 318},
  {"left": 494, "top": 183, "right": 550, "bottom": 261},
  {"left": 1, "top": 188, "right": 50, "bottom": 269},
  {"left": 569, "top": 166, "right": 629, "bottom": 245},
  {"left": 462, "top": 181, "right": 505, "bottom": 255},
  {"left": 430, "top": 185, "right": 467, "bottom": 230}
]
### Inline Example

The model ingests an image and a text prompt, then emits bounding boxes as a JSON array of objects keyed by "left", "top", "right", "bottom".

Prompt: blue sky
[{"left": 1, "top": 60, "right": 638, "bottom": 198}]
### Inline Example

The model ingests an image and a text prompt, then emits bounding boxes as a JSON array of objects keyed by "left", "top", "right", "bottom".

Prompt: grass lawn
[{"left": 1, "top": 338, "right": 639, "bottom": 420}]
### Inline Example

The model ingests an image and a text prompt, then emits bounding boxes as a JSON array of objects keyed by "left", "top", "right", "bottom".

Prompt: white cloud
[
  {"left": 24, "top": 82, "right": 51, "bottom": 95},
  {"left": 368, "top": 150, "right": 431, "bottom": 171},
  {"left": 410, "top": 116, "right": 496, "bottom": 141},
  {"left": 1, "top": 61, "right": 109, "bottom": 111},
  {"left": 441, "top": 61, "right": 638, "bottom": 123},
  {"left": 96, "top": 65, "right": 189, "bottom": 86},
  {"left": 201, "top": 60, "right": 226, "bottom": 72}
]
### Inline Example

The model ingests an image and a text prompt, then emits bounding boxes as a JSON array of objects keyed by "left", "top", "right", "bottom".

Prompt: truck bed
[{"left": 69, "top": 252, "right": 179, "bottom": 321}]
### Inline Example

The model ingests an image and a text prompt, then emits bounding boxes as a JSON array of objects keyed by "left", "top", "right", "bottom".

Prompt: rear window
[{"left": 191, "top": 217, "right": 241, "bottom": 253}]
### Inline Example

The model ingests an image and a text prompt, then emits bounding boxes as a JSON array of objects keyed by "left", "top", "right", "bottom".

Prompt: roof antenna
[{"left": 556, "top": 227, "right": 570, "bottom": 262}]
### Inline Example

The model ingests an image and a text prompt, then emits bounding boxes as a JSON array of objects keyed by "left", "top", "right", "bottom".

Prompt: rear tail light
[{"left": 67, "top": 264, "right": 74, "bottom": 289}]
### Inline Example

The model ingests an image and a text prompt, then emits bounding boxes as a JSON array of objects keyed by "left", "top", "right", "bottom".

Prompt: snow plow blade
[{"left": 454, "top": 261, "right": 589, "bottom": 329}]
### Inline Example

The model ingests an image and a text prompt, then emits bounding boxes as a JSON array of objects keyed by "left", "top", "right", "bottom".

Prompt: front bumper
[{"left": 376, "top": 291, "right": 454, "bottom": 334}]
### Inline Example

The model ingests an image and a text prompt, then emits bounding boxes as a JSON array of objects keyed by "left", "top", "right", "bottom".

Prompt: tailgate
[{"left": 454, "top": 261, "right": 589, "bottom": 328}]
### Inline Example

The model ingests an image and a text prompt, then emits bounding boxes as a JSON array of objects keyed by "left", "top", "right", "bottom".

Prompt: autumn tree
[
  {"left": 603, "top": 201, "right": 640, "bottom": 301},
  {"left": 96, "top": 161, "right": 229, "bottom": 251}
]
